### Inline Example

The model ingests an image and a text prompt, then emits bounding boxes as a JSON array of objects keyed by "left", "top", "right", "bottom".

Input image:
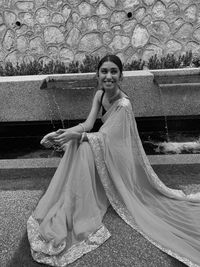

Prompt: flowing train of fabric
[{"left": 87, "top": 98, "right": 200, "bottom": 267}]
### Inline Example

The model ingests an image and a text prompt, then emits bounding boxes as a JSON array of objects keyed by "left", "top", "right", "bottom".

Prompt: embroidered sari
[{"left": 27, "top": 97, "right": 200, "bottom": 267}]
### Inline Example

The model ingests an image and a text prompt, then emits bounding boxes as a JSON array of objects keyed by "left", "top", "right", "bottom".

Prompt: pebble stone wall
[{"left": 1, "top": 0, "right": 200, "bottom": 66}]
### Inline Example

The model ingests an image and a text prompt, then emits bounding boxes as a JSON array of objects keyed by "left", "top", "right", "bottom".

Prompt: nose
[{"left": 106, "top": 71, "right": 112, "bottom": 79}]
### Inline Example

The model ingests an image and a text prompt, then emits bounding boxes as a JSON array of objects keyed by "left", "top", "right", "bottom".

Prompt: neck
[{"left": 105, "top": 87, "right": 121, "bottom": 103}]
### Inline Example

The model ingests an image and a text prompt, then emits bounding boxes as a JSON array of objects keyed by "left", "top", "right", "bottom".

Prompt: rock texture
[{"left": 0, "top": 0, "right": 200, "bottom": 65}]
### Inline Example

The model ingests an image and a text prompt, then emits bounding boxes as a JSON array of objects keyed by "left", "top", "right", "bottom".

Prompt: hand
[
  {"left": 40, "top": 131, "right": 59, "bottom": 148},
  {"left": 56, "top": 129, "right": 66, "bottom": 135},
  {"left": 53, "top": 130, "right": 74, "bottom": 148}
]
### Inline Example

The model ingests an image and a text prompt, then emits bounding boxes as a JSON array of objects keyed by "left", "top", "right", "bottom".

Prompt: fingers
[
  {"left": 52, "top": 135, "right": 65, "bottom": 146},
  {"left": 41, "top": 131, "right": 69, "bottom": 148},
  {"left": 42, "top": 132, "right": 57, "bottom": 144},
  {"left": 45, "top": 132, "right": 56, "bottom": 138},
  {"left": 61, "top": 144, "right": 66, "bottom": 150},
  {"left": 56, "top": 129, "right": 65, "bottom": 134},
  {"left": 53, "top": 135, "right": 61, "bottom": 140},
  {"left": 53, "top": 137, "right": 62, "bottom": 143},
  {"left": 41, "top": 140, "right": 53, "bottom": 148},
  {"left": 45, "top": 142, "right": 52, "bottom": 148},
  {"left": 54, "top": 133, "right": 66, "bottom": 142},
  {"left": 58, "top": 140, "right": 66, "bottom": 146}
]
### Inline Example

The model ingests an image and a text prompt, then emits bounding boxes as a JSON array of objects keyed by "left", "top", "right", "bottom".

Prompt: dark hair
[{"left": 97, "top": 54, "right": 123, "bottom": 75}]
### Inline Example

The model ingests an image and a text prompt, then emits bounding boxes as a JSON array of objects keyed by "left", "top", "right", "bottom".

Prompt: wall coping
[
  {"left": 151, "top": 67, "right": 200, "bottom": 77},
  {"left": 0, "top": 70, "right": 153, "bottom": 83},
  {"left": 1, "top": 67, "right": 200, "bottom": 83}
]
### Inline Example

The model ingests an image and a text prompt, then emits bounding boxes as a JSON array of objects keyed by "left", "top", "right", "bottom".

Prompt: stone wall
[{"left": 1, "top": 0, "right": 200, "bottom": 66}]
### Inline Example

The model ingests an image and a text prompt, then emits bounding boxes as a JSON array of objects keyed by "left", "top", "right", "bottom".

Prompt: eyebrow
[{"left": 100, "top": 67, "right": 118, "bottom": 70}]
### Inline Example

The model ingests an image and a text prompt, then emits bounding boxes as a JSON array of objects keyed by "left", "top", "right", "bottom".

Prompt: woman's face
[{"left": 98, "top": 61, "right": 121, "bottom": 91}]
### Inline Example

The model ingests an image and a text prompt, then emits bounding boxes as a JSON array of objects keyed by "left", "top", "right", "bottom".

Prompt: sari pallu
[{"left": 28, "top": 97, "right": 200, "bottom": 267}]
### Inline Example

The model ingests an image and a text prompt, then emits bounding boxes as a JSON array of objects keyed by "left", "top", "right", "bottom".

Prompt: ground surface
[{"left": 2, "top": 164, "right": 200, "bottom": 267}]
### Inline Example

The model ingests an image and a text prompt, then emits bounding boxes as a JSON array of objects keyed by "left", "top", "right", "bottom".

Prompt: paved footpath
[{"left": 0, "top": 167, "right": 188, "bottom": 267}]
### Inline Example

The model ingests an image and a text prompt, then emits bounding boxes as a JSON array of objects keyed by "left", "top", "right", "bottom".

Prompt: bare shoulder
[{"left": 94, "top": 89, "right": 104, "bottom": 103}]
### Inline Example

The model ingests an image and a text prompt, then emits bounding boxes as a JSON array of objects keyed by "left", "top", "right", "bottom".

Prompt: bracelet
[
  {"left": 79, "top": 132, "right": 85, "bottom": 143},
  {"left": 79, "top": 123, "right": 85, "bottom": 132}
]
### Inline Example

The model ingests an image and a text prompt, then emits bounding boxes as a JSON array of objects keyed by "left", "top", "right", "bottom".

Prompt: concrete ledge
[
  {"left": 148, "top": 154, "right": 200, "bottom": 165},
  {"left": 1, "top": 154, "right": 200, "bottom": 169},
  {"left": 151, "top": 68, "right": 200, "bottom": 77},
  {"left": 2, "top": 68, "right": 200, "bottom": 122},
  {"left": 0, "top": 158, "right": 61, "bottom": 169}
]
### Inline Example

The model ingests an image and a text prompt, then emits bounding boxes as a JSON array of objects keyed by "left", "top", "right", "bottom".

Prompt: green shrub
[
  {"left": 0, "top": 51, "right": 199, "bottom": 76},
  {"left": 123, "top": 59, "right": 145, "bottom": 71},
  {"left": 66, "top": 61, "right": 80, "bottom": 73},
  {"left": 79, "top": 55, "right": 100, "bottom": 73},
  {"left": 147, "top": 51, "right": 193, "bottom": 69},
  {"left": 192, "top": 54, "right": 200, "bottom": 67}
]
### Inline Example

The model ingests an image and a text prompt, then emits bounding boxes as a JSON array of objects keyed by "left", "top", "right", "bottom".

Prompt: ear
[{"left": 119, "top": 73, "right": 123, "bottom": 81}]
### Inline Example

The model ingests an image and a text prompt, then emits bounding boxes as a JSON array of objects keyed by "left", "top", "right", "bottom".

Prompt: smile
[{"left": 104, "top": 81, "right": 114, "bottom": 84}]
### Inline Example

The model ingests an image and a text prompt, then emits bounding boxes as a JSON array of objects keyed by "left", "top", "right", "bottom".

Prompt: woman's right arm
[
  {"left": 78, "top": 89, "right": 102, "bottom": 131},
  {"left": 58, "top": 90, "right": 102, "bottom": 134},
  {"left": 41, "top": 90, "right": 102, "bottom": 147}
]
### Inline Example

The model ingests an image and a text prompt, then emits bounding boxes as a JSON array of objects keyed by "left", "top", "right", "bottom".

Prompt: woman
[{"left": 27, "top": 55, "right": 200, "bottom": 267}]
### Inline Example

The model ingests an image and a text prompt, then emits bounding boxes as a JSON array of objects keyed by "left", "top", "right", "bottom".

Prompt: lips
[{"left": 104, "top": 81, "right": 113, "bottom": 85}]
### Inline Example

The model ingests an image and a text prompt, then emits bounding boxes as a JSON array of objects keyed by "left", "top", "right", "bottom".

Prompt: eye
[
  {"left": 100, "top": 68, "right": 107, "bottom": 74},
  {"left": 111, "top": 69, "right": 118, "bottom": 74}
]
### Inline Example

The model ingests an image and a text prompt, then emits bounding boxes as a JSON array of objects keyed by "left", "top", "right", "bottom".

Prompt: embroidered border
[
  {"left": 27, "top": 214, "right": 111, "bottom": 266},
  {"left": 87, "top": 132, "right": 200, "bottom": 267}
]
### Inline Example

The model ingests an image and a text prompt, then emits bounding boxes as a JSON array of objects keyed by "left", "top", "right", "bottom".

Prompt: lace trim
[
  {"left": 87, "top": 132, "right": 200, "bottom": 267},
  {"left": 27, "top": 215, "right": 111, "bottom": 266}
]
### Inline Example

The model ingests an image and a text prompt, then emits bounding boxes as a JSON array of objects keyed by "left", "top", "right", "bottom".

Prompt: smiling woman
[
  {"left": 97, "top": 55, "right": 128, "bottom": 116},
  {"left": 27, "top": 54, "right": 200, "bottom": 267}
]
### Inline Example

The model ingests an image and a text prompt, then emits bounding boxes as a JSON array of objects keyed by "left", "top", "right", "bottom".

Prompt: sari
[{"left": 27, "top": 97, "right": 200, "bottom": 267}]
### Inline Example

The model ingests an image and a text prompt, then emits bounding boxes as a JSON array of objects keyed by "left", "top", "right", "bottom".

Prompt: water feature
[
  {"left": 146, "top": 71, "right": 200, "bottom": 155},
  {"left": 51, "top": 90, "right": 65, "bottom": 129},
  {"left": 143, "top": 131, "right": 200, "bottom": 154},
  {"left": 1, "top": 116, "right": 200, "bottom": 159},
  {"left": 1, "top": 70, "right": 200, "bottom": 159},
  {"left": 157, "top": 86, "right": 170, "bottom": 142},
  {"left": 45, "top": 88, "right": 66, "bottom": 130},
  {"left": 45, "top": 89, "right": 57, "bottom": 130}
]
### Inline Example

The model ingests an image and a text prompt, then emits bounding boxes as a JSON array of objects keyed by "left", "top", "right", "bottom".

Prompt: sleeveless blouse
[
  {"left": 100, "top": 88, "right": 129, "bottom": 116},
  {"left": 100, "top": 89, "right": 107, "bottom": 116}
]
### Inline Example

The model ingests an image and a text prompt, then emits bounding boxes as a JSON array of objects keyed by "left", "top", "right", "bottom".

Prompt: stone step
[{"left": 0, "top": 154, "right": 199, "bottom": 169}]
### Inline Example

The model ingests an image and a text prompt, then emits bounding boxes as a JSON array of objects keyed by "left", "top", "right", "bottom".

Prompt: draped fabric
[{"left": 27, "top": 97, "right": 200, "bottom": 267}]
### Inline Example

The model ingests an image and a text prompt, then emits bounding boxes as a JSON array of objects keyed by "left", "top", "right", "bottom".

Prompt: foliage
[
  {"left": 43, "top": 60, "right": 67, "bottom": 74},
  {"left": 123, "top": 58, "right": 145, "bottom": 71},
  {"left": 192, "top": 54, "right": 200, "bottom": 67},
  {"left": 0, "top": 51, "right": 199, "bottom": 76},
  {"left": 0, "top": 60, "right": 68, "bottom": 76},
  {"left": 79, "top": 55, "right": 100, "bottom": 73},
  {"left": 66, "top": 61, "right": 80, "bottom": 73},
  {"left": 147, "top": 51, "right": 193, "bottom": 69}
]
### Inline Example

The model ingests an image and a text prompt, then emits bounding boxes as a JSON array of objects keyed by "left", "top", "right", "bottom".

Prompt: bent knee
[{"left": 79, "top": 142, "right": 93, "bottom": 158}]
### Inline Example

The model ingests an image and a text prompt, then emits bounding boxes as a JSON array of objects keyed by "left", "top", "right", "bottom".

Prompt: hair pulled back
[{"left": 97, "top": 54, "right": 123, "bottom": 75}]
